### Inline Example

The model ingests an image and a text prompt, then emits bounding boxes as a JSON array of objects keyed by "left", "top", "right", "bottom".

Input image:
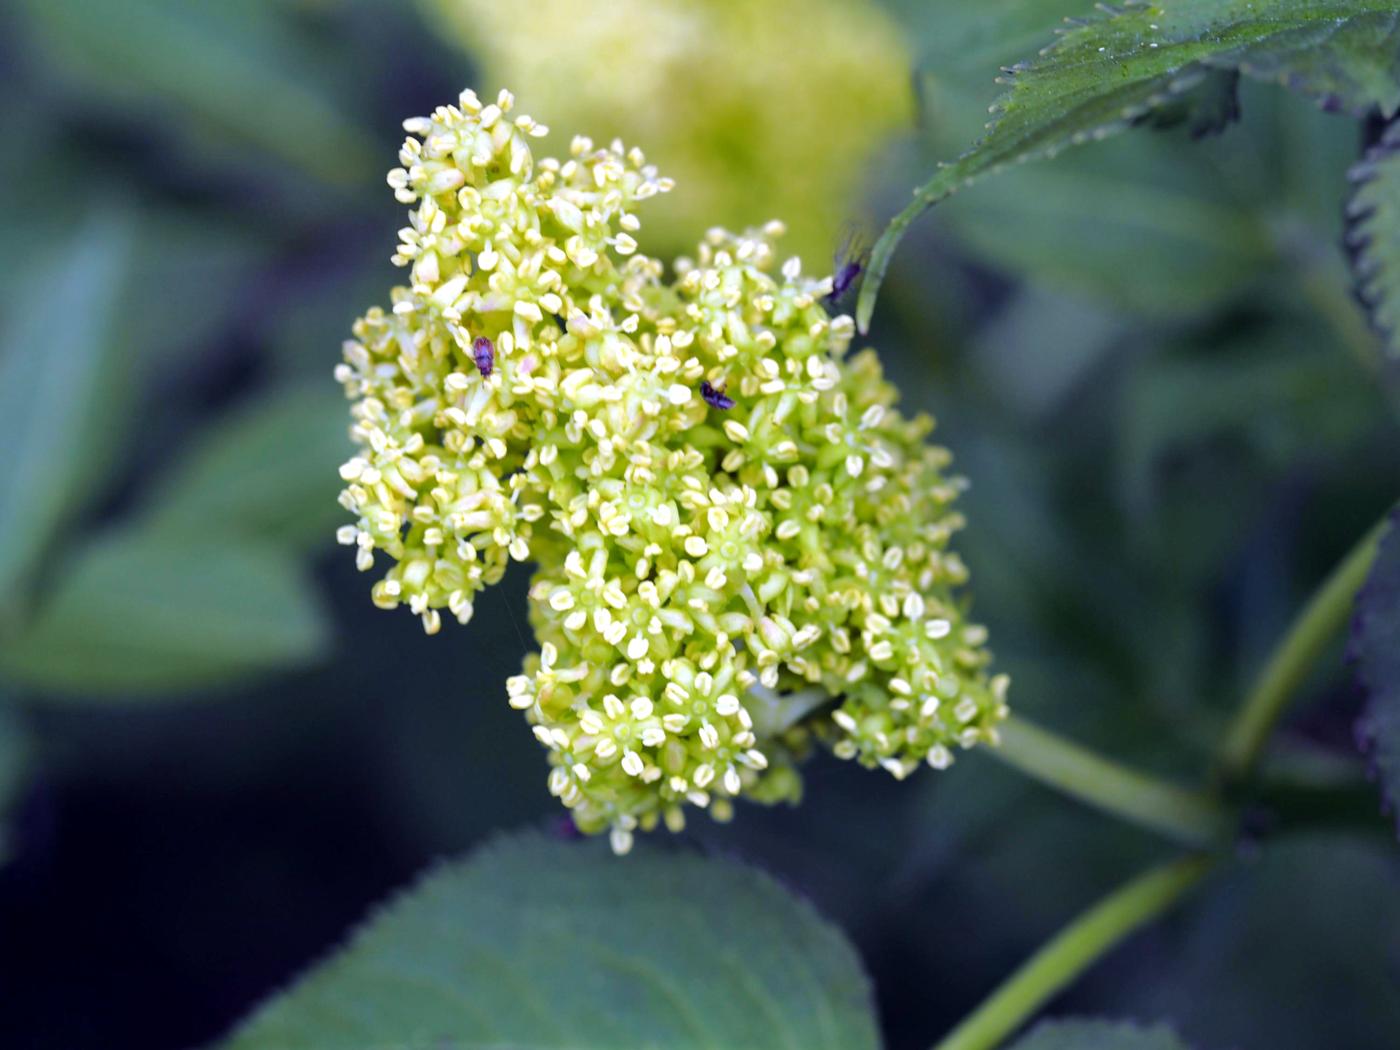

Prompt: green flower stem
[
  {"left": 933, "top": 855, "right": 1216, "bottom": 1050},
  {"left": 1216, "top": 515, "right": 1388, "bottom": 785},
  {"left": 990, "top": 716, "right": 1232, "bottom": 848},
  {"left": 940, "top": 515, "right": 1388, "bottom": 1050}
]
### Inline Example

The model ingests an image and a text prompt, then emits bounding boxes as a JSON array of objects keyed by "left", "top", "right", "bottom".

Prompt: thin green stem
[
  {"left": 990, "top": 716, "right": 1232, "bottom": 848},
  {"left": 1216, "top": 515, "right": 1388, "bottom": 785},
  {"left": 933, "top": 855, "right": 1215, "bottom": 1050},
  {"left": 939, "top": 512, "right": 1391, "bottom": 1050}
]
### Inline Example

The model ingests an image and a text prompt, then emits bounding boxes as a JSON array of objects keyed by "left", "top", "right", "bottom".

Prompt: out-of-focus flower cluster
[
  {"left": 336, "top": 90, "right": 1007, "bottom": 853},
  {"left": 419, "top": 0, "right": 912, "bottom": 265}
]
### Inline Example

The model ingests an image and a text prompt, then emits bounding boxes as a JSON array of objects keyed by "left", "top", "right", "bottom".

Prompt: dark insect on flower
[
  {"left": 472, "top": 335, "right": 495, "bottom": 378},
  {"left": 700, "top": 379, "right": 735, "bottom": 411},
  {"left": 825, "top": 225, "right": 871, "bottom": 309}
]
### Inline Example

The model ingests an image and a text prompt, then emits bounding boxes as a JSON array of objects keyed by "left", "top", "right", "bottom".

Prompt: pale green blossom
[
  {"left": 419, "top": 0, "right": 913, "bottom": 264},
  {"left": 337, "top": 90, "right": 1008, "bottom": 852}
]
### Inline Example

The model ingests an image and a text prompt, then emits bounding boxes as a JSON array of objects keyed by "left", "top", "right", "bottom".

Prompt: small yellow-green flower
[
  {"left": 418, "top": 0, "right": 913, "bottom": 265},
  {"left": 337, "top": 90, "right": 1007, "bottom": 853}
]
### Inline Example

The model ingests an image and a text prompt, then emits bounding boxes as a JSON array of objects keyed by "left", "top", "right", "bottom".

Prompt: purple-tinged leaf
[{"left": 1352, "top": 507, "right": 1400, "bottom": 831}]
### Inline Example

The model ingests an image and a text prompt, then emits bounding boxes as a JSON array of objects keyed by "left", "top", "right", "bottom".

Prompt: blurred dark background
[{"left": 0, "top": 2, "right": 1398, "bottom": 1048}]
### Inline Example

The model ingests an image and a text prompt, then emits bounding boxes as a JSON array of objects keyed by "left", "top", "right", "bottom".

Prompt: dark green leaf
[
  {"left": 1347, "top": 118, "right": 1400, "bottom": 363},
  {"left": 0, "top": 530, "right": 329, "bottom": 697},
  {"left": 1230, "top": 10, "right": 1400, "bottom": 115},
  {"left": 903, "top": 8, "right": 1269, "bottom": 315},
  {"left": 914, "top": 63, "right": 1352, "bottom": 315},
  {"left": 142, "top": 384, "right": 353, "bottom": 553},
  {"left": 221, "top": 831, "right": 879, "bottom": 1050},
  {"left": 18, "top": 0, "right": 375, "bottom": 185},
  {"left": 1008, "top": 1018, "right": 1192, "bottom": 1050},
  {"left": 0, "top": 210, "right": 132, "bottom": 627},
  {"left": 858, "top": 0, "right": 1400, "bottom": 329},
  {"left": 1352, "top": 506, "right": 1400, "bottom": 829}
]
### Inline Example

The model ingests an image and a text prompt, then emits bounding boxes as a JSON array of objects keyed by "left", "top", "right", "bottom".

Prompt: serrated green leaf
[
  {"left": 221, "top": 831, "right": 880, "bottom": 1050},
  {"left": 1228, "top": 9, "right": 1400, "bottom": 114},
  {"left": 0, "top": 530, "right": 329, "bottom": 698},
  {"left": 1352, "top": 507, "right": 1400, "bottom": 829},
  {"left": 141, "top": 384, "right": 353, "bottom": 553},
  {"left": 18, "top": 0, "right": 375, "bottom": 185},
  {"left": 905, "top": 7, "right": 1270, "bottom": 315},
  {"left": 1347, "top": 118, "right": 1400, "bottom": 363},
  {"left": 0, "top": 210, "right": 132, "bottom": 628},
  {"left": 858, "top": 0, "right": 1400, "bottom": 330},
  {"left": 1008, "top": 1018, "right": 1192, "bottom": 1050}
]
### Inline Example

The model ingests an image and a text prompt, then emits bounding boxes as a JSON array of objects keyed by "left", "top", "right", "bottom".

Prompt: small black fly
[
  {"left": 824, "top": 226, "right": 870, "bottom": 310},
  {"left": 472, "top": 335, "right": 495, "bottom": 379},
  {"left": 700, "top": 379, "right": 734, "bottom": 411}
]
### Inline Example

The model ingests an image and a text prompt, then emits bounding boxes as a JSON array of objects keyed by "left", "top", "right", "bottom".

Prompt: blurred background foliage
[{"left": 0, "top": 1, "right": 1396, "bottom": 1048}]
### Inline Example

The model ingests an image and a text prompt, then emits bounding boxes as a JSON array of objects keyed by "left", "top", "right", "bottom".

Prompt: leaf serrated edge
[
  {"left": 207, "top": 828, "right": 538, "bottom": 1048},
  {"left": 1344, "top": 117, "right": 1400, "bottom": 362},
  {"left": 1215, "top": 10, "right": 1400, "bottom": 120},
  {"left": 212, "top": 827, "right": 880, "bottom": 1050},
  {"left": 857, "top": 64, "right": 1204, "bottom": 331},
  {"left": 1038, "top": 0, "right": 1157, "bottom": 58},
  {"left": 857, "top": 3, "right": 1400, "bottom": 331}
]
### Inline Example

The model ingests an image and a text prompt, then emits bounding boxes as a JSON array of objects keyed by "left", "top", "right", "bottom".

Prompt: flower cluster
[
  {"left": 337, "top": 90, "right": 1008, "bottom": 853},
  {"left": 420, "top": 0, "right": 911, "bottom": 264}
]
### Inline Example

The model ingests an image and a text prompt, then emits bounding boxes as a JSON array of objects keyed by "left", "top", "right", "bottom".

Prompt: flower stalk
[
  {"left": 940, "top": 508, "right": 1391, "bottom": 1049},
  {"left": 933, "top": 855, "right": 1215, "bottom": 1050},
  {"left": 1216, "top": 513, "right": 1389, "bottom": 785},
  {"left": 991, "top": 716, "right": 1232, "bottom": 848}
]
